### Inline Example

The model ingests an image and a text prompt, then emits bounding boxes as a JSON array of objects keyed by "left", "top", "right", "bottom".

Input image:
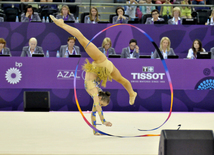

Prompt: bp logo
[{"left": 5, "top": 67, "right": 22, "bottom": 84}]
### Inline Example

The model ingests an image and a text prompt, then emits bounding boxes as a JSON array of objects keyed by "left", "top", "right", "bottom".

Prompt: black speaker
[
  {"left": 24, "top": 91, "right": 50, "bottom": 112},
  {"left": 159, "top": 130, "right": 214, "bottom": 155}
]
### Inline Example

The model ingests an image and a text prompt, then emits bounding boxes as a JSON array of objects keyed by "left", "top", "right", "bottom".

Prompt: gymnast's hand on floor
[
  {"left": 49, "top": 15, "right": 65, "bottom": 27},
  {"left": 104, "top": 121, "right": 112, "bottom": 127}
]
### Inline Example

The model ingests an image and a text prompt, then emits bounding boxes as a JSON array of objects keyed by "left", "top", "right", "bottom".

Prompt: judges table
[{"left": 0, "top": 57, "right": 214, "bottom": 112}]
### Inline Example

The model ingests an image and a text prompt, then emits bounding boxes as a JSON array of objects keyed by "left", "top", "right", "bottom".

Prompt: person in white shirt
[
  {"left": 21, "top": 37, "right": 44, "bottom": 57},
  {"left": 59, "top": 37, "right": 81, "bottom": 57},
  {"left": 125, "top": 0, "right": 138, "bottom": 20},
  {"left": 187, "top": 39, "right": 206, "bottom": 59},
  {"left": 168, "top": 7, "right": 182, "bottom": 25},
  {"left": 205, "top": 9, "right": 214, "bottom": 25}
]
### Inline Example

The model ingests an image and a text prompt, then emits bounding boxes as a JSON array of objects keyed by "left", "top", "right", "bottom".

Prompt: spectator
[
  {"left": 56, "top": 5, "right": 75, "bottom": 21},
  {"left": 98, "top": 37, "right": 116, "bottom": 57},
  {"left": 153, "top": 37, "right": 175, "bottom": 59},
  {"left": 121, "top": 39, "right": 140, "bottom": 58},
  {"left": 205, "top": 9, "right": 214, "bottom": 25},
  {"left": 180, "top": 0, "right": 192, "bottom": 18},
  {"left": 139, "top": 0, "right": 156, "bottom": 16},
  {"left": 160, "top": 0, "right": 172, "bottom": 17},
  {"left": 192, "top": 0, "right": 205, "bottom": 4},
  {"left": 145, "top": 9, "right": 164, "bottom": 24},
  {"left": 21, "top": 5, "right": 41, "bottom": 22},
  {"left": 40, "top": 0, "right": 58, "bottom": 11},
  {"left": 187, "top": 39, "right": 205, "bottom": 59},
  {"left": 168, "top": 7, "right": 182, "bottom": 25},
  {"left": 21, "top": 37, "right": 44, "bottom": 57},
  {"left": 0, "top": 38, "right": 12, "bottom": 56},
  {"left": 84, "top": 7, "right": 100, "bottom": 24},
  {"left": 59, "top": 37, "right": 81, "bottom": 57},
  {"left": 125, "top": 0, "right": 138, "bottom": 21},
  {"left": 112, "top": 6, "right": 129, "bottom": 24}
]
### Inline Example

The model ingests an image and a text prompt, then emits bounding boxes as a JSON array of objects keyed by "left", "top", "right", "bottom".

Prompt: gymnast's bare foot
[
  {"left": 49, "top": 15, "right": 65, "bottom": 27},
  {"left": 129, "top": 92, "right": 137, "bottom": 105},
  {"left": 94, "top": 132, "right": 104, "bottom": 136}
]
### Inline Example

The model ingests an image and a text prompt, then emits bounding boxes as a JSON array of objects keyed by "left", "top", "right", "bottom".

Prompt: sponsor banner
[{"left": 0, "top": 57, "right": 214, "bottom": 90}]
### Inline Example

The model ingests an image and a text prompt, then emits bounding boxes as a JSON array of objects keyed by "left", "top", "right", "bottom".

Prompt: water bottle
[
  {"left": 64, "top": 50, "right": 68, "bottom": 58},
  {"left": 56, "top": 50, "right": 60, "bottom": 58},
  {"left": 46, "top": 50, "right": 49, "bottom": 57},
  {"left": 151, "top": 51, "right": 154, "bottom": 59},
  {"left": 15, "top": 16, "right": 19, "bottom": 22},
  {"left": 207, "top": 19, "right": 210, "bottom": 25},
  {"left": 46, "top": 16, "right": 49, "bottom": 23},
  {"left": 164, "top": 54, "right": 168, "bottom": 59},
  {"left": 75, "top": 17, "right": 79, "bottom": 23},
  {"left": 42, "top": 16, "right": 45, "bottom": 23}
]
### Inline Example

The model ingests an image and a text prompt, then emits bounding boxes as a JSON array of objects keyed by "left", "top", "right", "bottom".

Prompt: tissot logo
[
  {"left": 142, "top": 66, "right": 154, "bottom": 72},
  {"left": 57, "top": 70, "right": 80, "bottom": 79},
  {"left": 131, "top": 66, "right": 165, "bottom": 80}
]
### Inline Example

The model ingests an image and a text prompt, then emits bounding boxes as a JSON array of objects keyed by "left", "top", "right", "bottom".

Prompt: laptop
[
  {"left": 154, "top": 21, "right": 165, "bottom": 24},
  {"left": 167, "top": 55, "right": 179, "bottom": 59},
  {"left": 197, "top": 52, "right": 211, "bottom": 59},
  {"left": 64, "top": 21, "right": 75, "bottom": 23},
  {"left": 0, "top": 54, "right": 10, "bottom": 57},
  {"left": 108, "top": 54, "right": 121, "bottom": 58},
  {"left": 182, "top": 18, "right": 197, "bottom": 25},
  {"left": 98, "top": 21, "right": 109, "bottom": 24},
  {"left": 69, "top": 54, "right": 81, "bottom": 58},
  {"left": 32, "top": 54, "right": 44, "bottom": 57},
  {"left": 139, "top": 55, "right": 151, "bottom": 58}
]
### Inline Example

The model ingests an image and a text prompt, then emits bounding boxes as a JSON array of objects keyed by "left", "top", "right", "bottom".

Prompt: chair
[
  {"left": 109, "top": 14, "right": 116, "bottom": 23},
  {"left": 68, "top": 5, "right": 79, "bottom": 18},
  {"left": 4, "top": 7, "right": 19, "bottom": 22},
  {"left": 162, "top": 15, "right": 172, "bottom": 24},
  {"left": 142, "top": 14, "right": 152, "bottom": 24},
  {"left": 80, "top": 12, "right": 89, "bottom": 23},
  {"left": 197, "top": 9, "right": 211, "bottom": 24},
  {"left": 40, "top": 9, "right": 58, "bottom": 22}
]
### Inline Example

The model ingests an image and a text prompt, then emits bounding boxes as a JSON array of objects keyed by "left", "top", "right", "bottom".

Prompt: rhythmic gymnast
[{"left": 50, "top": 15, "right": 137, "bottom": 135}]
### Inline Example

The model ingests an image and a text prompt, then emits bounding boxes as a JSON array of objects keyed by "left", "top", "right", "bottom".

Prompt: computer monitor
[
  {"left": 0, "top": 54, "right": 10, "bottom": 57},
  {"left": 32, "top": 54, "right": 44, "bottom": 57},
  {"left": 182, "top": 18, "right": 197, "bottom": 25},
  {"left": 108, "top": 54, "right": 121, "bottom": 58},
  {"left": 197, "top": 52, "right": 211, "bottom": 59},
  {"left": 69, "top": 54, "right": 81, "bottom": 58},
  {"left": 139, "top": 55, "right": 151, "bottom": 58},
  {"left": 167, "top": 55, "right": 179, "bottom": 59}
]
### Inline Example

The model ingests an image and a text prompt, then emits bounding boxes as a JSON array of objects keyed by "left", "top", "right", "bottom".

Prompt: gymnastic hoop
[{"left": 74, "top": 24, "right": 173, "bottom": 137}]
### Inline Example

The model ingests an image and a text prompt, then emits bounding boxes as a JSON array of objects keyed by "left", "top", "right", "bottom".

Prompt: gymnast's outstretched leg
[
  {"left": 50, "top": 15, "right": 137, "bottom": 105},
  {"left": 50, "top": 15, "right": 106, "bottom": 64}
]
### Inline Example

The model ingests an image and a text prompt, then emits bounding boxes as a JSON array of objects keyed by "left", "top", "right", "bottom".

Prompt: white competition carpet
[{"left": 0, "top": 112, "right": 213, "bottom": 155}]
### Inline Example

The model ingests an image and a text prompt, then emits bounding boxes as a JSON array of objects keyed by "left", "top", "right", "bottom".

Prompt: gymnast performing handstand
[{"left": 50, "top": 15, "right": 137, "bottom": 135}]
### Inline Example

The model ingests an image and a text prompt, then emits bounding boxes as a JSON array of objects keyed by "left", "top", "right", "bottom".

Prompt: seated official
[
  {"left": 84, "top": 7, "right": 100, "bottom": 24},
  {"left": 21, "top": 5, "right": 41, "bottom": 22},
  {"left": 0, "top": 17, "right": 4, "bottom": 22},
  {"left": 59, "top": 37, "right": 81, "bottom": 57},
  {"left": 56, "top": 5, "right": 75, "bottom": 22},
  {"left": 205, "top": 10, "right": 214, "bottom": 25},
  {"left": 98, "top": 37, "right": 116, "bottom": 57},
  {"left": 21, "top": 37, "right": 44, "bottom": 57},
  {"left": 145, "top": 9, "right": 164, "bottom": 24},
  {"left": 121, "top": 39, "right": 140, "bottom": 58},
  {"left": 168, "top": 7, "right": 182, "bottom": 25},
  {"left": 112, "top": 6, "right": 129, "bottom": 24},
  {"left": 0, "top": 38, "right": 12, "bottom": 56},
  {"left": 187, "top": 39, "right": 205, "bottom": 59},
  {"left": 153, "top": 37, "right": 175, "bottom": 59}
]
